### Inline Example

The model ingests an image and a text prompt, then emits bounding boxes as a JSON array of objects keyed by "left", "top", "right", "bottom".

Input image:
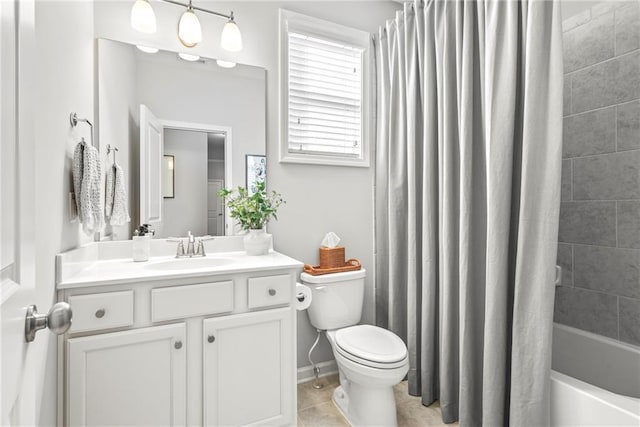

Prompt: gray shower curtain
[{"left": 374, "top": 0, "right": 563, "bottom": 425}]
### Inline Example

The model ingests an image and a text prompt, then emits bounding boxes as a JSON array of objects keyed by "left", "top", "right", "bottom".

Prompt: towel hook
[
  {"left": 106, "top": 144, "right": 119, "bottom": 163},
  {"left": 70, "top": 112, "right": 94, "bottom": 147}
]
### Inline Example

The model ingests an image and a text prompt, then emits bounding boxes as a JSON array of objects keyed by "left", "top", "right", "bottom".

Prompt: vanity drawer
[
  {"left": 152, "top": 281, "right": 234, "bottom": 322},
  {"left": 247, "top": 275, "right": 291, "bottom": 309},
  {"left": 68, "top": 291, "right": 134, "bottom": 334}
]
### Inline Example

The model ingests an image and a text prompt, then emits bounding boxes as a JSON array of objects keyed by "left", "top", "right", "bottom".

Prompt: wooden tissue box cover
[{"left": 319, "top": 247, "right": 345, "bottom": 269}]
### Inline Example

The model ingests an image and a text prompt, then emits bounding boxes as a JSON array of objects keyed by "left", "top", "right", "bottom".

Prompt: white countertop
[{"left": 56, "top": 240, "right": 303, "bottom": 289}]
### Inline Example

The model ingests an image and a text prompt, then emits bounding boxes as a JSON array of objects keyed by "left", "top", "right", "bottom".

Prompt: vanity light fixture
[
  {"left": 178, "top": 52, "right": 200, "bottom": 62},
  {"left": 136, "top": 45, "right": 159, "bottom": 53},
  {"left": 130, "top": 0, "right": 243, "bottom": 52},
  {"left": 130, "top": 0, "right": 157, "bottom": 33},
  {"left": 216, "top": 59, "right": 236, "bottom": 69},
  {"left": 220, "top": 13, "right": 243, "bottom": 52},
  {"left": 177, "top": 2, "right": 202, "bottom": 47}
]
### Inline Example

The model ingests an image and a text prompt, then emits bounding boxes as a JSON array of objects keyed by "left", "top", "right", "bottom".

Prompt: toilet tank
[{"left": 301, "top": 269, "right": 366, "bottom": 331}]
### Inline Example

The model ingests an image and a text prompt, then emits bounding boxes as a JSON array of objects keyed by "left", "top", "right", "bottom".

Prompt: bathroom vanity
[{"left": 56, "top": 239, "right": 302, "bottom": 426}]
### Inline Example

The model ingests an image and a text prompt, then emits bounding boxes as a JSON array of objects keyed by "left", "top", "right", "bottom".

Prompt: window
[{"left": 279, "top": 10, "right": 371, "bottom": 167}]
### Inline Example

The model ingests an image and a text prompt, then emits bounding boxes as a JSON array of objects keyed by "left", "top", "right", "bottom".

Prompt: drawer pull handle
[
  {"left": 174, "top": 341, "right": 183, "bottom": 350},
  {"left": 95, "top": 309, "right": 105, "bottom": 319},
  {"left": 208, "top": 335, "right": 215, "bottom": 343},
  {"left": 268, "top": 288, "right": 276, "bottom": 296}
]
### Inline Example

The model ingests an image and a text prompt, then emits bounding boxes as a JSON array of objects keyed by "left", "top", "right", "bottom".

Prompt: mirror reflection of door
[{"left": 161, "top": 129, "right": 226, "bottom": 238}]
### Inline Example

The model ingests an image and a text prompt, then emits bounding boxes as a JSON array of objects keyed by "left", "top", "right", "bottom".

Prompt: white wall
[
  {"left": 97, "top": 39, "right": 138, "bottom": 240},
  {"left": 94, "top": 0, "right": 401, "bottom": 368},
  {"left": 34, "top": 2, "right": 95, "bottom": 425},
  {"left": 163, "top": 129, "right": 208, "bottom": 237}
]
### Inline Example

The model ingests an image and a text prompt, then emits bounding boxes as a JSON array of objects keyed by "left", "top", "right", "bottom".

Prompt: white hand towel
[
  {"left": 73, "top": 140, "right": 104, "bottom": 235},
  {"left": 105, "top": 162, "right": 130, "bottom": 226}
]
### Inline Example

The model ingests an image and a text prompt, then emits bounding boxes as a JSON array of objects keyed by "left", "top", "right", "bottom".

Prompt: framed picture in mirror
[
  {"left": 246, "top": 154, "right": 266, "bottom": 195},
  {"left": 163, "top": 155, "right": 175, "bottom": 198}
]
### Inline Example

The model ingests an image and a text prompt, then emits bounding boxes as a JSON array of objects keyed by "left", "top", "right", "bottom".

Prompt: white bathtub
[{"left": 551, "top": 324, "right": 640, "bottom": 426}]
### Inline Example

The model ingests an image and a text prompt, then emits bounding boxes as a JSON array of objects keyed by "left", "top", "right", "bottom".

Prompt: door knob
[{"left": 25, "top": 302, "right": 73, "bottom": 342}]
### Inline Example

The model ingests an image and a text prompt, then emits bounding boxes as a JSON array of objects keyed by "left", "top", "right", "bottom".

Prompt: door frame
[{"left": 160, "top": 120, "right": 232, "bottom": 235}]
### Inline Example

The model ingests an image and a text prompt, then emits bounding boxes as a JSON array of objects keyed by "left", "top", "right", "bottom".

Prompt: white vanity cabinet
[
  {"left": 66, "top": 323, "right": 187, "bottom": 426},
  {"left": 57, "top": 260, "right": 300, "bottom": 427},
  {"left": 203, "top": 308, "right": 293, "bottom": 426}
]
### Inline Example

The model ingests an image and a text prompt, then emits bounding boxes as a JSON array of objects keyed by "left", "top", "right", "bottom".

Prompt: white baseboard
[{"left": 297, "top": 360, "right": 338, "bottom": 384}]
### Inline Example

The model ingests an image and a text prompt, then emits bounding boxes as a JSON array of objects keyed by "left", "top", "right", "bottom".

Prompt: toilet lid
[{"left": 335, "top": 325, "right": 408, "bottom": 366}]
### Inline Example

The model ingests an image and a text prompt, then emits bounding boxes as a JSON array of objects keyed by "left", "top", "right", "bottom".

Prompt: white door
[
  {"left": 140, "top": 104, "right": 163, "bottom": 227},
  {"left": 1, "top": 1, "right": 45, "bottom": 425},
  {"left": 67, "top": 324, "right": 187, "bottom": 426},
  {"left": 203, "top": 308, "right": 294, "bottom": 426},
  {"left": 207, "top": 180, "right": 224, "bottom": 236}
]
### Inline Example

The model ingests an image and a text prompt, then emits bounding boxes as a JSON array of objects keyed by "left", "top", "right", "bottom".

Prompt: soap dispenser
[{"left": 132, "top": 224, "right": 154, "bottom": 262}]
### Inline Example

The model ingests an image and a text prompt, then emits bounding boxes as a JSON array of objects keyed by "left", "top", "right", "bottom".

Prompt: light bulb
[
  {"left": 221, "top": 18, "right": 242, "bottom": 52},
  {"left": 216, "top": 59, "right": 236, "bottom": 68},
  {"left": 178, "top": 8, "right": 202, "bottom": 48},
  {"left": 178, "top": 52, "right": 200, "bottom": 62},
  {"left": 136, "top": 45, "right": 159, "bottom": 53},
  {"left": 130, "top": 0, "right": 156, "bottom": 34}
]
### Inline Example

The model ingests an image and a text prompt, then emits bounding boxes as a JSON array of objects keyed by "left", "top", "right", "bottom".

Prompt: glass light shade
[
  {"left": 216, "top": 59, "right": 236, "bottom": 68},
  {"left": 136, "top": 45, "right": 159, "bottom": 54},
  {"left": 130, "top": 0, "right": 156, "bottom": 34},
  {"left": 178, "top": 52, "right": 200, "bottom": 62},
  {"left": 221, "top": 19, "right": 243, "bottom": 52},
  {"left": 178, "top": 9, "right": 202, "bottom": 48}
]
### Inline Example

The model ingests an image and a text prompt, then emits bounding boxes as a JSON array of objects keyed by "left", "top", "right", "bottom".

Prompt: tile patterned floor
[{"left": 297, "top": 375, "right": 459, "bottom": 427}]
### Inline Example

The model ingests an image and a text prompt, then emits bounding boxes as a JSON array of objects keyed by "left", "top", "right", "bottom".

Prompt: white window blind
[{"left": 287, "top": 31, "right": 363, "bottom": 157}]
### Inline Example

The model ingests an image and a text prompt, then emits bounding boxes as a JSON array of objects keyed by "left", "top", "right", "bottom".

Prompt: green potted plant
[{"left": 218, "top": 181, "right": 285, "bottom": 255}]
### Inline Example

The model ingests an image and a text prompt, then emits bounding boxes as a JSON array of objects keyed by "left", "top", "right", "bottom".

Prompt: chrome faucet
[
  {"left": 167, "top": 231, "right": 214, "bottom": 258},
  {"left": 186, "top": 231, "right": 196, "bottom": 257}
]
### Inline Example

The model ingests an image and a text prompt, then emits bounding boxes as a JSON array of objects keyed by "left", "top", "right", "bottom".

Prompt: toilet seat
[{"left": 334, "top": 325, "right": 408, "bottom": 369}]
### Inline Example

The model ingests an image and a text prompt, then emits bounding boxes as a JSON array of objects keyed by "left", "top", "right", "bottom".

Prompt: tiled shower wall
[{"left": 554, "top": 1, "right": 640, "bottom": 346}]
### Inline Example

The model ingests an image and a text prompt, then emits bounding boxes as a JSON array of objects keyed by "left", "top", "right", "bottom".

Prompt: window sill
[{"left": 279, "top": 152, "right": 369, "bottom": 168}]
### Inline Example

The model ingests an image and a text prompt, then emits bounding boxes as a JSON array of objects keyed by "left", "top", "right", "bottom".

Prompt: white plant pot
[{"left": 243, "top": 228, "right": 271, "bottom": 256}]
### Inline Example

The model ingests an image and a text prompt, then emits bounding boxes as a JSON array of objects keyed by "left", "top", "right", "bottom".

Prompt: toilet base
[
  {"left": 332, "top": 383, "right": 399, "bottom": 427},
  {"left": 332, "top": 386, "right": 350, "bottom": 424}
]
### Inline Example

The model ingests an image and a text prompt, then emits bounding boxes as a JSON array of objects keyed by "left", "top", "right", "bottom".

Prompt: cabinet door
[
  {"left": 67, "top": 323, "right": 186, "bottom": 427},
  {"left": 203, "top": 308, "right": 294, "bottom": 426}
]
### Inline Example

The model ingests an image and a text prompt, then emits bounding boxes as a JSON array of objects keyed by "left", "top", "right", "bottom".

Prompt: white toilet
[{"left": 301, "top": 269, "right": 409, "bottom": 427}]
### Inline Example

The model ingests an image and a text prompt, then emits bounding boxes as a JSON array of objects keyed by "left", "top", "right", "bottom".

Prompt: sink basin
[{"left": 144, "top": 257, "right": 235, "bottom": 271}]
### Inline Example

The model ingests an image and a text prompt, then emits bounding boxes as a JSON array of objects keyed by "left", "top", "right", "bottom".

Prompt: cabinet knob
[
  {"left": 95, "top": 309, "right": 105, "bottom": 319},
  {"left": 268, "top": 288, "right": 276, "bottom": 296},
  {"left": 207, "top": 335, "right": 215, "bottom": 343},
  {"left": 174, "top": 341, "right": 183, "bottom": 350}
]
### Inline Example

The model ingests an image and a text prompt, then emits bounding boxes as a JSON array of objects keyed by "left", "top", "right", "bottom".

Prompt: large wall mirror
[{"left": 97, "top": 38, "right": 266, "bottom": 239}]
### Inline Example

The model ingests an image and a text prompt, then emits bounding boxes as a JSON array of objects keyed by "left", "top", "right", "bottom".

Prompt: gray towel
[
  {"left": 105, "top": 161, "right": 130, "bottom": 226},
  {"left": 73, "top": 140, "right": 104, "bottom": 235}
]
